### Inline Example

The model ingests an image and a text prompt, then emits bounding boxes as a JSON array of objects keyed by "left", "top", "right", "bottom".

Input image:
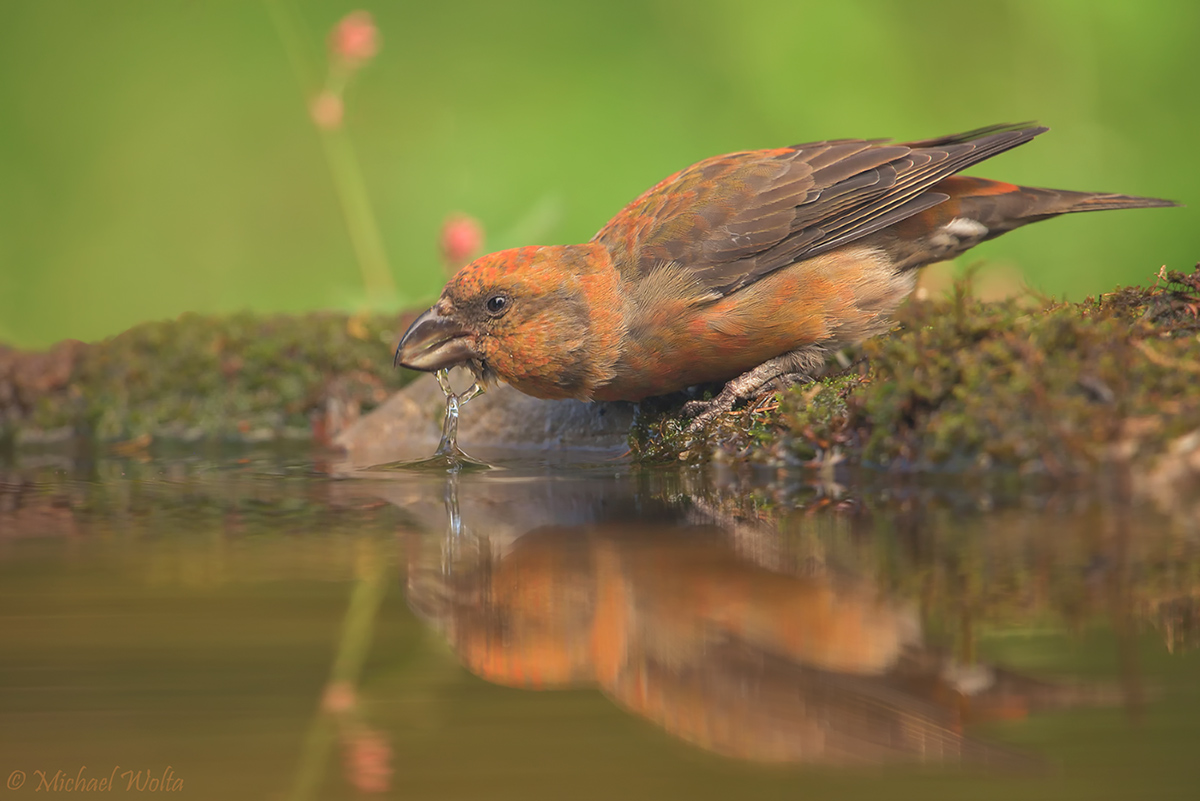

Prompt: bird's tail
[
  {"left": 999, "top": 184, "right": 1179, "bottom": 219},
  {"left": 938, "top": 176, "right": 1178, "bottom": 234},
  {"left": 876, "top": 175, "right": 1179, "bottom": 271}
]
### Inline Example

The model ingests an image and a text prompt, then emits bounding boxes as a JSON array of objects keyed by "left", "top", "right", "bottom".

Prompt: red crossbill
[{"left": 396, "top": 124, "right": 1175, "bottom": 425}]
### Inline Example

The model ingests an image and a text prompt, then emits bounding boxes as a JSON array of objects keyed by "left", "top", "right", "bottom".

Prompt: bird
[{"left": 395, "top": 123, "right": 1176, "bottom": 428}]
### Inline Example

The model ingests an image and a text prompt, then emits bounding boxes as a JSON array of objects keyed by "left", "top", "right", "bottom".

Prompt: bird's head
[{"left": 394, "top": 244, "right": 622, "bottom": 400}]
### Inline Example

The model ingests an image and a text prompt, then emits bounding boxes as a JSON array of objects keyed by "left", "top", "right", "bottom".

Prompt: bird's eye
[{"left": 486, "top": 295, "right": 508, "bottom": 315}]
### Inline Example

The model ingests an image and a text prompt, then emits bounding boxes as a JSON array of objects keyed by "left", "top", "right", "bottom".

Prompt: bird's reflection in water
[{"left": 399, "top": 472, "right": 1105, "bottom": 769}]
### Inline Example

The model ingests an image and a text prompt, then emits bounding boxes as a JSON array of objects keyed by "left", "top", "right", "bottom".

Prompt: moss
[
  {"left": 629, "top": 388, "right": 774, "bottom": 463},
  {"left": 632, "top": 265, "right": 1200, "bottom": 475},
  {"left": 5, "top": 265, "right": 1198, "bottom": 471},
  {"left": 1, "top": 311, "right": 416, "bottom": 446}
]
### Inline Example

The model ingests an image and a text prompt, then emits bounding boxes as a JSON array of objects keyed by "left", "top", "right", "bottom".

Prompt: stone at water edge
[{"left": 332, "top": 373, "right": 636, "bottom": 467}]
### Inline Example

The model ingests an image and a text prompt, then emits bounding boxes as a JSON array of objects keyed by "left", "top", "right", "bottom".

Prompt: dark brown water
[{"left": 1, "top": 447, "right": 1197, "bottom": 799}]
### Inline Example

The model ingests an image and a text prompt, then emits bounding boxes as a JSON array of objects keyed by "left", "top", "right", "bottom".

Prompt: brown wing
[{"left": 591, "top": 124, "right": 1048, "bottom": 296}]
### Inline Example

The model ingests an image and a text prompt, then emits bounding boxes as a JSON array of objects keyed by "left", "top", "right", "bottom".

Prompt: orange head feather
[{"left": 422, "top": 244, "right": 625, "bottom": 400}]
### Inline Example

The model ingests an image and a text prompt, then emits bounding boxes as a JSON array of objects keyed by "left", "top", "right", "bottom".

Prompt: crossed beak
[{"left": 394, "top": 305, "right": 480, "bottom": 371}]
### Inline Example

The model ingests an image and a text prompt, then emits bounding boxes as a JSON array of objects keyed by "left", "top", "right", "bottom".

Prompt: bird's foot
[
  {"left": 682, "top": 390, "right": 740, "bottom": 432},
  {"left": 682, "top": 373, "right": 813, "bottom": 433},
  {"left": 681, "top": 347, "right": 827, "bottom": 433}
]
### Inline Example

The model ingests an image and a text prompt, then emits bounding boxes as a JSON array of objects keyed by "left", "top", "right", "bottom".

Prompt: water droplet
[{"left": 366, "top": 370, "right": 491, "bottom": 472}]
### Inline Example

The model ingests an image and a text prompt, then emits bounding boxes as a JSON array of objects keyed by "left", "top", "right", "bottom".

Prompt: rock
[
  {"left": 0, "top": 340, "right": 84, "bottom": 414},
  {"left": 1134, "top": 428, "right": 1200, "bottom": 531},
  {"left": 332, "top": 372, "right": 636, "bottom": 466}
]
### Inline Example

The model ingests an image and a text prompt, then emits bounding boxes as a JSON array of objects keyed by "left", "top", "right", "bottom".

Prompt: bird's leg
[
  {"left": 683, "top": 346, "right": 827, "bottom": 431},
  {"left": 757, "top": 372, "right": 814, "bottom": 396}
]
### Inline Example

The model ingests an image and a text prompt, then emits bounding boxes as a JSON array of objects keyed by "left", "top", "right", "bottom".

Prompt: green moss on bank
[
  {"left": 5, "top": 267, "right": 1198, "bottom": 476},
  {"left": 0, "top": 311, "right": 416, "bottom": 447},
  {"left": 632, "top": 266, "right": 1200, "bottom": 475}
]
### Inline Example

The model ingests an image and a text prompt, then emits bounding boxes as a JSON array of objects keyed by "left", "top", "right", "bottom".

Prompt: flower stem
[{"left": 265, "top": 0, "right": 397, "bottom": 307}]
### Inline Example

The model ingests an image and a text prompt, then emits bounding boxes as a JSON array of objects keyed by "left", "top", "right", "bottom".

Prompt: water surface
[{"left": 1, "top": 447, "right": 1196, "bottom": 799}]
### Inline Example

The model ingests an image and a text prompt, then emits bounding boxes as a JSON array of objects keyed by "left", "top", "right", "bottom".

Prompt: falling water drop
[
  {"left": 368, "top": 369, "right": 492, "bottom": 472},
  {"left": 431, "top": 369, "right": 489, "bottom": 470}
]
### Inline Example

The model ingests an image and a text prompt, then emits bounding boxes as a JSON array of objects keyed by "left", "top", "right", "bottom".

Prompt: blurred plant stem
[
  {"left": 265, "top": 0, "right": 397, "bottom": 309},
  {"left": 288, "top": 539, "right": 390, "bottom": 800}
]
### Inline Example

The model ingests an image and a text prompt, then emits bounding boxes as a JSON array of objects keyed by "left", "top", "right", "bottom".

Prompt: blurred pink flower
[
  {"left": 322, "top": 680, "right": 358, "bottom": 714},
  {"left": 344, "top": 729, "right": 393, "bottom": 793},
  {"left": 440, "top": 214, "right": 484, "bottom": 272},
  {"left": 310, "top": 91, "right": 344, "bottom": 129},
  {"left": 331, "top": 11, "right": 380, "bottom": 68}
]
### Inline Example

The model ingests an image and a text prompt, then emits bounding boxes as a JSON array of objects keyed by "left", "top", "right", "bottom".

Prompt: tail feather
[
  {"left": 971, "top": 185, "right": 1180, "bottom": 236},
  {"left": 1046, "top": 189, "right": 1180, "bottom": 214},
  {"left": 871, "top": 175, "right": 1179, "bottom": 271}
]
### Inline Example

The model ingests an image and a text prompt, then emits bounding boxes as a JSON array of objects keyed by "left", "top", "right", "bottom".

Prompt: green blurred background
[{"left": 1, "top": 0, "right": 1197, "bottom": 349}]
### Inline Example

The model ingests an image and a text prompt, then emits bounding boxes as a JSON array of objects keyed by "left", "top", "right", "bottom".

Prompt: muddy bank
[{"left": 0, "top": 311, "right": 417, "bottom": 450}]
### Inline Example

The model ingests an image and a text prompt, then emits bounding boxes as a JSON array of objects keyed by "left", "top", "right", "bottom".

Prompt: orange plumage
[{"left": 396, "top": 124, "right": 1175, "bottom": 424}]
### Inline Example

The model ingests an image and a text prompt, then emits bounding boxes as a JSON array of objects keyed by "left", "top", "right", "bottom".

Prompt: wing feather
[{"left": 592, "top": 124, "right": 1048, "bottom": 296}]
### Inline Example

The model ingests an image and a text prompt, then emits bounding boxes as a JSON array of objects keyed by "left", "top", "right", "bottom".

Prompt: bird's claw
[
  {"left": 682, "top": 392, "right": 739, "bottom": 433},
  {"left": 682, "top": 372, "right": 813, "bottom": 433}
]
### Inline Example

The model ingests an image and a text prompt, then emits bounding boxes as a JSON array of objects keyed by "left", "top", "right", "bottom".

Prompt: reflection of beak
[{"left": 394, "top": 306, "right": 479, "bottom": 371}]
